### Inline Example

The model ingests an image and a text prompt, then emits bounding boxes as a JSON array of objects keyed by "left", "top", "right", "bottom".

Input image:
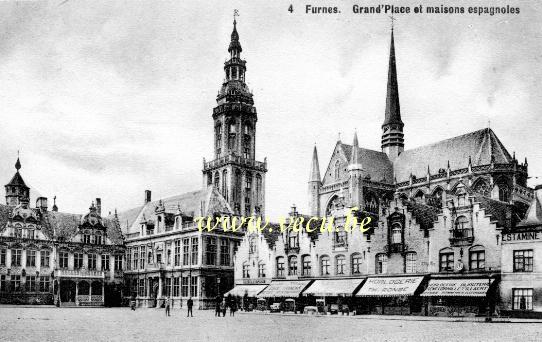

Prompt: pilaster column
[
  {"left": 75, "top": 281, "right": 79, "bottom": 306},
  {"left": 158, "top": 276, "right": 163, "bottom": 299},
  {"left": 102, "top": 281, "right": 105, "bottom": 304},
  {"left": 89, "top": 281, "right": 92, "bottom": 302}
]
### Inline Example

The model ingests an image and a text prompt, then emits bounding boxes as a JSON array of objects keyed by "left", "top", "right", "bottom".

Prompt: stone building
[
  {"left": 118, "top": 19, "right": 266, "bottom": 309},
  {"left": 0, "top": 158, "right": 125, "bottom": 306},
  {"left": 233, "top": 28, "right": 533, "bottom": 316}
]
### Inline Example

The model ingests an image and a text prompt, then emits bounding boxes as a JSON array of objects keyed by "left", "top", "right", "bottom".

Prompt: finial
[
  {"left": 338, "top": 132, "right": 341, "bottom": 141},
  {"left": 233, "top": 9, "right": 239, "bottom": 25},
  {"left": 15, "top": 151, "right": 21, "bottom": 171},
  {"left": 389, "top": 13, "right": 396, "bottom": 31}
]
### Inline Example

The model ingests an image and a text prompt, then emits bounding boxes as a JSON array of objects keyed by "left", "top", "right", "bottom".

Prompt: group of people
[
  {"left": 215, "top": 295, "right": 237, "bottom": 317},
  {"left": 163, "top": 296, "right": 194, "bottom": 317}
]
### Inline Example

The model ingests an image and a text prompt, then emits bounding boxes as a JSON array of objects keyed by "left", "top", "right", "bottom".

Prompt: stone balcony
[
  {"left": 55, "top": 269, "right": 105, "bottom": 279},
  {"left": 449, "top": 228, "right": 475, "bottom": 246},
  {"left": 203, "top": 154, "right": 267, "bottom": 172}
]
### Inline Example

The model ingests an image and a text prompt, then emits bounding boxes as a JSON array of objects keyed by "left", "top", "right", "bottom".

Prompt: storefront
[
  {"left": 257, "top": 280, "right": 313, "bottom": 312},
  {"left": 355, "top": 276, "right": 425, "bottom": 315},
  {"left": 225, "top": 284, "right": 268, "bottom": 310},
  {"left": 303, "top": 278, "right": 365, "bottom": 313},
  {"left": 420, "top": 277, "right": 496, "bottom": 317}
]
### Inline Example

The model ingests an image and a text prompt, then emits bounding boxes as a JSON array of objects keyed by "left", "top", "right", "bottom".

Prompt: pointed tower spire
[
  {"left": 15, "top": 151, "right": 21, "bottom": 171},
  {"left": 349, "top": 132, "right": 364, "bottom": 208},
  {"left": 309, "top": 145, "right": 321, "bottom": 182},
  {"left": 381, "top": 27, "right": 405, "bottom": 160},
  {"left": 349, "top": 132, "right": 363, "bottom": 171}
]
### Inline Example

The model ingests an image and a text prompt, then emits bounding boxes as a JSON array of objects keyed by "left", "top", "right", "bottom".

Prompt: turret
[
  {"left": 308, "top": 145, "right": 322, "bottom": 216},
  {"left": 5, "top": 156, "right": 30, "bottom": 206},
  {"left": 348, "top": 133, "right": 364, "bottom": 208}
]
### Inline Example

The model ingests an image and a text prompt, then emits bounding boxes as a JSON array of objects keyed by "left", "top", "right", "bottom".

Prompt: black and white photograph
[{"left": 0, "top": 1, "right": 541, "bottom": 341}]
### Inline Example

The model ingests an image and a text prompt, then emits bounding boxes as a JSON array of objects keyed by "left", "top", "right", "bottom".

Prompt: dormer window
[
  {"left": 83, "top": 233, "right": 91, "bottom": 244},
  {"left": 95, "top": 233, "right": 102, "bottom": 245}
]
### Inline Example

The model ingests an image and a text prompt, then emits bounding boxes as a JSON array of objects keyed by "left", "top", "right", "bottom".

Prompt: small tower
[
  {"left": 5, "top": 156, "right": 30, "bottom": 206},
  {"left": 308, "top": 145, "right": 322, "bottom": 216},
  {"left": 381, "top": 27, "right": 404, "bottom": 161},
  {"left": 348, "top": 133, "right": 364, "bottom": 208}
]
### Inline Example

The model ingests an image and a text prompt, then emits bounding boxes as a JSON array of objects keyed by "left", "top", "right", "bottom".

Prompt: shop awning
[
  {"left": 225, "top": 284, "right": 268, "bottom": 297},
  {"left": 420, "top": 279, "right": 494, "bottom": 297},
  {"left": 303, "top": 278, "right": 365, "bottom": 297},
  {"left": 258, "top": 280, "right": 312, "bottom": 298},
  {"left": 356, "top": 276, "right": 424, "bottom": 297}
]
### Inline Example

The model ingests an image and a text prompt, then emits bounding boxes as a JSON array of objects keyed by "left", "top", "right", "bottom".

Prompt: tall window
[
  {"left": 243, "top": 262, "right": 250, "bottom": 278},
  {"left": 39, "top": 276, "right": 50, "bottom": 292},
  {"left": 220, "top": 239, "right": 230, "bottom": 266},
  {"left": 514, "top": 250, "right": 534, "bottom": 272},
  {"left": 228, "top": 122, "right": 236, "bottom": 150},
  {"left": 126, "top": 249, "right": 131, "bottom": 270},
  {"left": 190, "top": 276, "right": 198, "bottom": 297},
  {"left": 181, "top": 276, "right": 189, "bottom": 297},
  {"left": 95, "top": 233, "right": 102, "bottom": 245},
  {"left": 88, "top": 254, "right": 97, "bottom": 270},
  {"left": 139, "top": 279, "right": 145, "bottom": 297},
  {"left": 164, "top": 278, "right": 171, "bottom": 297},
  {"left": 26, "top": 250, "right": 36, "bottom": 267},
  {"left": 10, "top": 275, "right": 21, "bottom": 292},
  {"left": 405, "top": 252, "right": 417, "bottom": 273},
  {"left": 498, "top": 183, "right": 510, "bottom": 202},
  {"left": 222, "top": 170, "right": 228, "bottom": 200},
  {"left": 258, "top": 262, "right": 266, "bottom": 278},
  {"left": 214, "top": 171, "right": 220, "bottom": 190},
  {"left": 334, "top": 230, "right": 347, "bottom": 247},
  {"left": 439, "top": 252, "right": 454, "bottom": 272},
  {"left": 334, "top": 160, "right": 340, "bottom": 180},
  {"left": 215, "top": 124, "right": 222, "bottom": 156},
  {"left": 0, "top": 248, "right": 6, "bottom": 266},
  {"left": 288, "top": 256, "right": 298, "bottom": 275},
  {"left": 12, "top": 249, "right": 21, "bottom": 266},
  {"left": 101, "top": 254, "right": 110, "bottom": 271},
  {"left": 83, "top": 233, "right": 91, "bottom": 244},
  {"left": 27, "top": 229, "right": 35, "bottom": 239},
  {"left": 206, "top": 237, "right": 217, "bottom": 266},
  {"left": 391, "top": 224, "right": 402, "bottom": 244},
  {"left": 302, "top": 255, "right": 311, "bottom": 276},
  {"left": 351, "top": 254, "right": 362, "bottom": 274},
  {"left": 174, "top": 240, "right": 181, "bottom": 266},
  {"left": 133, "top": 250, "right": 139, "bottom": 270},
  {"left": 191, "top": 237, "right": 198, "bottom": 265},
  {"left": 336, "top": 255, "right": 346, "bottom": 275},
  {"left": 173, "top": 277, "right": 180, "bottom": 297},
  {"left": 320, "top": 255, "right": 330, "bottom": 276},
  {"left": 40, "top": 250, "right": 51, "bottom": 268},
  {"left": 0, "top": 275, "right": 5, "bottom": 292},
  {"left": 288, "top": 231, "right": 298, "bottom": 249},
  {"left": 74, "top": 253, "right": 84, "bottom": 269},
  {"left": 26, "top": 276, "right": 37, "bottom": 292},
  {"left": 375, "top": 254, "right": 388, "bottom": 274},
  {"left": 140, "top": 246, "right": 146, "bottom": 269},
  {"left": 114, "top": 255, "right": 122, "bottom": 271},
  {"left": 469, "top": 249, "right": 485, "bottom": 271},
  {"left": 183, "top": 238, "right": 190, "bottom": 265},
  {"left": 59, "top": 252, "right": 68, "bottom": 269},
  {"left": 513, "top": 289, "right": 533, "bottom": 310},
  {"left": 276, "top": 257, "right": 285, "bottom": 277}
]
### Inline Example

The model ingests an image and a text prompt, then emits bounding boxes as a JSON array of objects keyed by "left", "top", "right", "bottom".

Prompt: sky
[{"left": 0, "top": 0, "right": 541, "bottom": 219}]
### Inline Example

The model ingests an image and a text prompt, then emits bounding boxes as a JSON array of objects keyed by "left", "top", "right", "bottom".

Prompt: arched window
[
  {"left": 455, "top": 215, "right": 469, "bottom": 230},
  {"left": 222, "top": 170, "right": 228, "bottom": 200},
  {"left": 214, "top": 171, "right": 220, "bottom": 190},
  {"left": 405, "top": 252, "right": 417, "bottom": 273},
  {"left": 243, "top": 262, "right": 250, "bottom": 278},
  {"left": 334, "top": 160, "right": 341, "bottom": 180},
  {"left": 472, "top": 179, "right": 489, "bottom": 196},
  {"left": 288, "top": 256, "right": 298, "bottom": 276},
  {"left": 414, "top": 190, "right": 424, "bottom": 204},
  {"left": 215, "top": 124, "right": 222, "bottom": 156},
  {"left": 248, "top": 236, "right": 257, "bottom": 254},
  {"left": 228, "top": 122, "right": 237, "bottom": 150},
  {"left": 243, "top": 124, "right": 251, "bottom": 159},
  {"left": 276, "top": 257, "right": 285, "bottom": 277},
  {"left": 391, "top": 223, "right": 402, "bottom": 244},
  {"left": 375, "top": 254, "right": 388, "bottom": 274},
  {"left": 499, "top": 186, "right": 510, "bottom": 202},
  {"left": 320, "top": 255, "right": 330, "bottom": 276},
  {"left": 364, "top": 192, "right": 379, "bottom": 214},
  {"left": 326, "top": 195, "right": 343, "bottom": 216},
  {"left": 335, "top": 255, "right": 346, "bottom": 275},
  {"left": 351, "top": 253, "right": 362, "bottom": 274},
  {"left": 431, "top": 187, "right": 443, "bottom": 208},
  {"left": 301, "top": 255, "right": 311, "bottom": 276}
]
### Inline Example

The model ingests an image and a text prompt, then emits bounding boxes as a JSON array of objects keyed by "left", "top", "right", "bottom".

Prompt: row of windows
[
  {"left": 274, "top": 253, "right": 418, "bottom": 277},
  {"left": 0, "top": 275, "right": 50, "bottom": 293},
  {"left": 57, "top": 252, "right": 122, "bottom": 271},
  {"left": 0, "top": 249, "right": 50, "bottom": 268},
  {"left": 131, "top": 276, "right": 198, "bottom": 298},
  {"left": 128, "top": 237, "right": 199, "bottom": 270},
  {"left": 439, "top": 250, "right": 485, "bottom": 272}
]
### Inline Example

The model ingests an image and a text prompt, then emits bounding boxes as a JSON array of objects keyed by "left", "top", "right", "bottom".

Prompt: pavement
[{"left": 2, "top": 306, "right": 542, "bottom": 342}]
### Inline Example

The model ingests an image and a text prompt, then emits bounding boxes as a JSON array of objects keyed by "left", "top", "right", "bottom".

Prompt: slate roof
[
  {"left": 340, "top": 144, "right": 394, "bottom": 183},
  {"left": 515, "top": 187, "right": 542, "bottom": 227},
  {"left": 473, "top": 195, "right": 512, "bottom": 229},
  {"left": 394, "top": 128, "right": 512, "bottom": 182},
  {"left": 404, "top": 200, "right": 439, "bottom": 230},
  {"left": 6, "top": 171, "right": 29, "bottom": 188}
]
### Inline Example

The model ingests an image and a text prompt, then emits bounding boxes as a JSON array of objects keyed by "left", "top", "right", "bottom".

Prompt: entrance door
[{"left": 60, "top": 280, "right": 76, "bottom": 303}]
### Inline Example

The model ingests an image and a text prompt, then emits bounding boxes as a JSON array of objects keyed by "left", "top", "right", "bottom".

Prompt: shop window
[
  {"left": 320, "top": 255, "right": 330, "bottom": 276},
  {"left": 439, "top": 252, "right": 454, "bottom": 272},
  {"left": 513, "top": 289, "right": 533, "bottom": 310},
  {"left": 301, "top": 255, "right": 311, "bottom": 276},
  {"left": 288, "top": 256, "right": 298, "bottom": 276},
  {"left": 469, "top": 249, "right": 485, "bottom": 271},
  {"left": 405, "top": 252, "right": 417, "bottom": 273},
  {"left": 276, "top": 257, "right": 285, "bottom": 277},
  {"left": 375, "top": 254, "right": 388, "bottom": 274},
  {"left": 336, "top": 255, "right": 346, "bottom": 275},
  {"left": 513, "top": 250, "right": 533, "bottom": 272},
  {"left": 351, "top": 253, "right": 362, "bottom": 275}
]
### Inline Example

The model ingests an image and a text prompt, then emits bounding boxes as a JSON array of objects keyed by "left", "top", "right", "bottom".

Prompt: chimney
[
  {"left": 145, "top": 190, "right": 152, "bottom": 204},
  {"left": 36, "top": 197, "right": 48, "bottom": 211},
  {"left": 96, "top": 198, "right": 102, "bottom": 216}
]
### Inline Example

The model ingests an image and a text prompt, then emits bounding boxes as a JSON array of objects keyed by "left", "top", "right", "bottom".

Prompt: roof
[
  {"left": 383, "top": 29, "right": 402, "bottom": 127},
  {"left": 394, "top": 128, "right": 512, "bottom": 182},
  {"left": 340, "top": 143, "right": 394, "bottom": 183},
  {"left": 6, "top": 171, "right": 29, "bottom": 188},
  {"left": 517, "top": 189, "right": 542, "bottom": 227},
  {"left": 473, "top": 194, "right": 512, "bottom": 228},
  {"left": 404, "top": 200, "right": 439, "bottom": 230}
]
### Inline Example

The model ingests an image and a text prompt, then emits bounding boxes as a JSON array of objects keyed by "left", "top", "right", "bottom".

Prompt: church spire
[
  {"left": 349, "top": 132, "right": 363, "bottom": 171},
  {"left": 381, "top": 26, "right": 405, "bottom": 160},
  {"left": 309, "top": 145, "right": 321, "bottom": 183}
]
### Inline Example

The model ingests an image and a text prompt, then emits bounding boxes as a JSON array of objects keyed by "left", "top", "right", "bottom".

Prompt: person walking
[
  {"left": 165, "top": 297, "right": 170, "bottom": 317},
  {"left": 230, "top": 300, "right": 237, "bottom": 317},
  {"left": 221, "top": 299, "right": 227, "bottom": 317},
  {"left": 215, "top": 295, "right": 222, "bottom": 317},
  {"left": 187, "top": 297, "right": 193, "bottom": 317}
]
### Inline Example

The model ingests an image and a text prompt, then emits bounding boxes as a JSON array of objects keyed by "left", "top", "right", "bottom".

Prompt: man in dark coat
[{"left": 187, "top": 297, "right": 193, "bottom": 317}]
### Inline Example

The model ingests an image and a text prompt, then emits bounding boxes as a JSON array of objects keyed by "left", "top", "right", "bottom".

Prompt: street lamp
[{"left": 486, "top": 273, "right": 492, "bottom": 322}]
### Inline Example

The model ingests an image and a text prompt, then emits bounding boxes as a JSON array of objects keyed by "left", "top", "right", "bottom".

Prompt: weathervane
[
  {"left": 234, "top": 9, "right": 239, "bottom": 20},
  {"left": 389, "top": 13, "right": 396, "bottom": 30}
]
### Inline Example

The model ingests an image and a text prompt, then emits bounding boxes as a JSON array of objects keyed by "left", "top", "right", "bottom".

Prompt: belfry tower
[
  {"left": 202, "top": 18, "right": 267, "bottom": 216},
  {"left": 381, "top": 27, "right": 404, "bottom": 161}
]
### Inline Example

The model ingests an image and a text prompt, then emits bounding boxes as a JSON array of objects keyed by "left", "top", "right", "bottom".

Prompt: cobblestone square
[{"left": 1, "top": 307, "right": 542, "bottom": 342}]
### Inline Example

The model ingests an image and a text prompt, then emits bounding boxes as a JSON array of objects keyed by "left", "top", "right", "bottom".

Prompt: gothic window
[
  {"left": 215, "top": 124, "right": 222, "bottom": 156},
  {"left": 335, "top": 255, "right": 346, "bottom": 275},
  {"left": 351, "top": 253, "right": 362, "bottom": 274},
  {"left": 243, "top": 124, "right": 251, "bottom": 159},
  {"left": 364, "top": 192, "right": 379, "bottom": 214},
  {"left": 320, "top": 255, "right": 330, "bottom": 276},
  {"left": 414, "top": 190, "right": 424, "bottom": 204},
  {"left": 288, "top": 256, "right": 298, "bottom": 275},
  {"left": 214, "top": 171, "right": 220, "bottom": 190},
  {"left": 334, "top": 160, "right": 341, "bottom": 180},
  {"left": 249, "top": 236, "right": 256, "bottom": 254},
  {"left": 405, "top": 252, "right": 417, "bottom": 273},
  {"left": 245, "top": 173, "right": 252, "bottom": 190},
  {"left": 375, "top": 254, "right": 388, "bottom": 274},
  {"left": 228, "top": 122, "right": 237, "bottom": 151},
  {"left": 428, "top": 187, "right": 443, "bottom": 209},
  {"left": 455, "top": 216, "right": 469, "bottom": 230},
  {"left": 499, "top": 185, "right": 510, "bottom": 202},
  {"left": 391, "top": 223, "right": 402, "bottom": 244},
  {"left": 255, "top": 174, "right": 262, "bottom": 205},
  {"left": 326, "top": 195, "right": 343, "bottom": 216},
  {"left": 222, "top": 170, "right": 228, "bottom": 200},
  {"left": 472, "top": 179, "right": 489, "bottom": 196}
]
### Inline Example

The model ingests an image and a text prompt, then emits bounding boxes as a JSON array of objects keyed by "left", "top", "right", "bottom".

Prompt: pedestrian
[
  {"left": 130, "top": 295, "right": 136, "bottom": 311},
  {"left": 165, "top": 297, "right": 170, "bottom": 317},
  {"left": 187, "top": 297, "right": 193, "bottom": 317},
  {"left": 230, "top": 300, "right": 237, "bottom": 316},
  {"left": 215, "top": 295, "right": 222, "bottom": 317},
  {"left": 221, "top": 299, "right": 227, "bottom": 317}
]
